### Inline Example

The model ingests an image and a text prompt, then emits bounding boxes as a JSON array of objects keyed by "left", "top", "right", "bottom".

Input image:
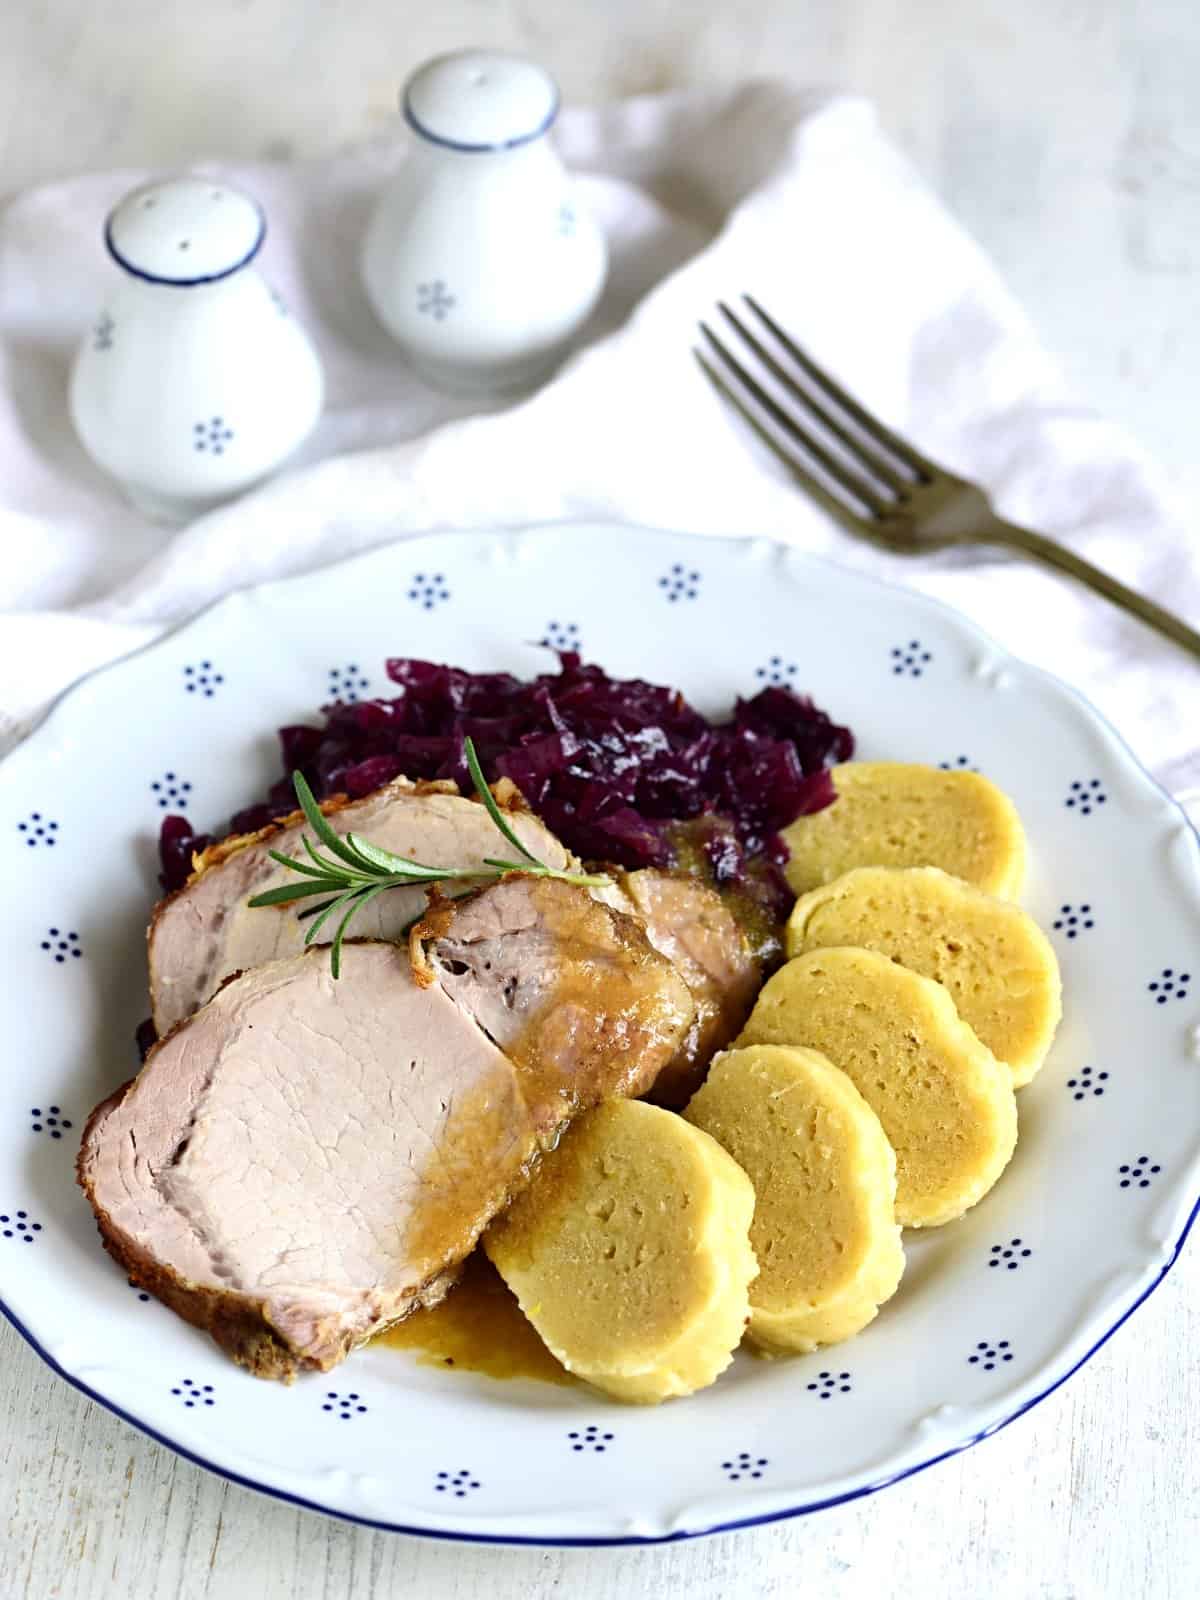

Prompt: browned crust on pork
[{"left": 77, "top": 1082, "right": 305, "bottom": 1379}]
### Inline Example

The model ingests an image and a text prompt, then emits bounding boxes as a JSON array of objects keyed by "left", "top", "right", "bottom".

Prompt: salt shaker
[
  {"left": 361, "top": 50, "right": 607, "bottom": 393},
  {"left": 70, "top": 176, "right": 324, "bottom": 523}
]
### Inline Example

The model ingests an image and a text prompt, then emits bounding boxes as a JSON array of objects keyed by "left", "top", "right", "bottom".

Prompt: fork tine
[
  {"left": 692, "top": 349, "right": 867, "bottom": 535},
  {"left": 717, "top": 300, "right": 908, "bottom": 496},
  {"left": 698, "top": 322, "right": 888, "bottom": 518},
  {"left": 743, "top": 294, "right": 935, "bottom": 480}
]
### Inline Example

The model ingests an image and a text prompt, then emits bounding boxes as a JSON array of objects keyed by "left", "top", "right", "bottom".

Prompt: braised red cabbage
[{"left": 156, "top": 654, "right": 853, "bottom": 903}]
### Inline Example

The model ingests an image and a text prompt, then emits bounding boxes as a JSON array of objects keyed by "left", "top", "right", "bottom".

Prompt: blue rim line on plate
[
  {"left": 2, "top": 523, "right": 1198, "bottom": 1544},
  {"left": 2, "top": 1203, "right": 1197, "bottom": 1546}
]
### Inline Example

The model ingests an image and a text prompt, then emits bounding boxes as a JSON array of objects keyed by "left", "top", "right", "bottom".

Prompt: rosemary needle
[{"left": 247, "top": 736, "right": 610, "bottom": 976}]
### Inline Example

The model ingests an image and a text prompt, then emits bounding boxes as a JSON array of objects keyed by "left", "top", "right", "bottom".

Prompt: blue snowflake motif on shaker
[
  {"left": 542, "top": 620, "right": 581, "bottom": 652},
  {"left": 1064, "top": 779, "right": 1107, "bottom": 816},
  {"left": 807, "top": 1370, "right": 852, "bottom": 1398},
  {"left": 408, "top": 572, "right": 450, "bottom": 611},
  {"left": 322, "top": 1390, "right": 367, "bottom": 1420},
  {"left": 0, "top": 1211, "right": 43, "bottom": 1244},
  {"left": 417, "top": 281, "right": 455, "bottom": 321},
  {"left": 1148, "top": 968, "right": 1190, "bottom": 1005},
  {"left": 967, "top": 1340, "right": 1013, "bottom": 1372},
  {"left": 891, "top": 640, "right": 932, "bottom": 677},
  {"left": 557, "top": 201, "right": 576, "bottom": 238},
  {"left": 659, "top": 563, "right": 701, "bottom": 603},
  {"left": 93, "top": 312, "right": 114, "bottom": 351},
  {"left": 988, "top": 1238, "right": 1031, "bottom": 1271},
  {"left": 39, "top": 927, "right": 81, "bottom": 964},
  {"left": 1066, "top": 1065, "right": 1109, "bottom": 1100},
  {"left": 567, "top": 1425, "right": 614, "bottom": 1454},
  {"left": 1118, "top": 1157, "right": 1161, "bottom": 1190},
  {"left": 755, "top": 655, "right": 798, "bottom": 687},
  {"left": 193, "top": 417, "right": 234, "bottom": 455},
  {"left": 721, "top": 1452, "right": 768, "bottom": 1481},
  {"left": 327, "top": 664, "right": 370, "bottom": 704},
  {"left": 435, "top": 1469, "right": 481, "bottom": 1499},
  {"left": 183, "top": 661, "right": 225, "bottom": 698},
  {"left": 268, "top": 285, "right": 289, "bottom": 317},
  {"left": 171, "top": 1378, "right": 215, "bottom": 1408},
  {"left": 16, "top": 812, "right": 59, "bottom": 848},
  {"left": 30, "top": 1105, "right": 73, "bottom": 1139},
  {"left": 150, "top": 772, "right": 192, "bottom": 810},
  {"left": 1052, "top": 903, "right": 1094, "bottom": 941},
  {"left": 938, "top": 755, "right": 979, "bottom": 772}
]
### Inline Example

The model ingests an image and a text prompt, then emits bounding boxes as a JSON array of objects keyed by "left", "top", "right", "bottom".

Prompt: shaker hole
[
  {"left": 178, "top": 239, "right": 191, "bottom": 250},
  {"left": 471, "top": 71, "right": 489, "bottom": 86},
  {"left": 142, "top": 197, "right": 157, "bottom": 209},
  {"left": 211, "top": 190, "right": 224, "bottom": 200}
]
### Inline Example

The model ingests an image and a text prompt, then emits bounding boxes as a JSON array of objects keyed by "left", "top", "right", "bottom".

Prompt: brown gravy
[{"left": 376, "top": 1249, "right": 573, "bottom": 1386}]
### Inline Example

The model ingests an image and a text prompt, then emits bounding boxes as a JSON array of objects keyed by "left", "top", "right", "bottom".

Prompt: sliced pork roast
[
  {"left": 599, "top": 870, "right": 759, "bottom": 1106},
  {"left": 148, "top": 777, "right": 570, "bottom": 1036},
  {"left": 80, "top": 880, "right": 694, "bottom": 1379}
]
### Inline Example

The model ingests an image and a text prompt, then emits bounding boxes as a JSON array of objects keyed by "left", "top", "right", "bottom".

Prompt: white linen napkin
[{"left": 1, "top": 84, "right": 1196, "bottom": 808}]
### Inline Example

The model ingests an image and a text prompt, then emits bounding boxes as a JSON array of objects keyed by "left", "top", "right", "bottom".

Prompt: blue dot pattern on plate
[
  {"left": 417, "top": 281, "right": 455, "bottom": 320},
  {"left": 16, "top": 813, "right": 59, "bottom": 848},
  {"left": 93, "top": 312, "right": 114, "bottom": 351},
  {"left": 39, "top": 927, "right": 81, "bottom": 964},
  {"left": 1066, "top": 1065, "right": 1109, "bottom": 1100},
  {"left": 807, "top": 1370, "right": 852, "bottom": 1398},
  {"left": 988, "top": 1238, "right": 1032, "bottom": 1271},
  {"left": 435, "top": 1470, "right": 481, "bottom": 1498},
  {"left": 171, "top": 1378, "right": 215, "bottom": 1408},
  {"left": 408, "top": 572, "right": 450, "bottom": 611},
  {"left": 721, "top": 1452, "right": 768, "bottom": 1481},
  {"left": 1148, "top": 968, "right": 1190, "bottom": 1004},
  {"left": 567, "top": 1425, "right": 614, "bottom": 1454},
  {"left": 193, "top": 417, "right": 234, "bottom": 454},
  {"left": 183, "top": 662, "right": 225, "bottom": 698},
  {"left": 30, "top": 1105, "right": 73, "bottom": 1139},
  {"left": 1064, "top": 779, "right": 1107, "bottom": 815},
  {"left": 1052, "top": 903, "right": 1094, "bottom": 940},
  {"left": 131, "top": 1282, "right": 151, "bottom": 1302},
  {"left": 891, "top": 640, "right": 932, "bottom": 677},
  {"left": 150, "top": 772, "right": 192, "bottom": 810},
  {"left": 755, "top": 655, "right": 798, "bottom": 686},
  {"left": 1118, "top": 1157, "right": 1161, "bottom": 1189},
  {"left": 327, "top": 664, "right": 370, "bottom": 704},
  {"left": 0, "top": 1211, "right": 43, "bottom": 1243},
  {"left": 938, "top": 755, "right": 979, "bottom": 772},
  {"left": 542, "top": 620, "right": 581, "bottom": 652},
  {"left": 659, "top": 563, "right": 701, "bottom": 602},
  {"left": 967, "top": 1340, "right": 1012, "bottom": 1371},
  {"left": 322, "top": 1391, "right": 367, "bottom": 1420}
]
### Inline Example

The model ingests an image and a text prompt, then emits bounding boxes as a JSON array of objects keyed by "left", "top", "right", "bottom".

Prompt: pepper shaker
[
  {"left": 70, "top": 176, "right": 324, "bottom": 523},
  {"left": 362, "top": 50, "right": 608, "bottom": 393}
]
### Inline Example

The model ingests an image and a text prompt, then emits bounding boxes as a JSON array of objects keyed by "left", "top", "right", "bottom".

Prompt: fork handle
[{"left": 987, "top": 518, "right": 1200, "bottom": 661}]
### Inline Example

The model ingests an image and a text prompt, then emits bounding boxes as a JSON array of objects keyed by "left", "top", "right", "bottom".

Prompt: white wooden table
[{"left": 3, "top": 3, "right": 1198, "bottom": 1596}]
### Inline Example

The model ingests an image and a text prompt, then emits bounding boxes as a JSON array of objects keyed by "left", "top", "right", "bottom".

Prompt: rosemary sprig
[{"left": 247, "top": 736, "right": 610, "bottom": 976}]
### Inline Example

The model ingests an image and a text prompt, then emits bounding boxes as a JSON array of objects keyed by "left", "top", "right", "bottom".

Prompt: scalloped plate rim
[{"left": 1, "top": 518, "right": 1198, "bottom": 1547}]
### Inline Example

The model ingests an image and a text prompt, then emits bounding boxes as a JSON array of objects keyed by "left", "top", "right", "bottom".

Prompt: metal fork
[{"left": 697, "top": 295, "right": 1200, "bottom": 660}]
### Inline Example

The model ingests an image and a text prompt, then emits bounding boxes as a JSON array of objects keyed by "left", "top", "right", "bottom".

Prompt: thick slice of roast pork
[
  {"left": 148, "top": 778, "right": 570, "bottom": 1036},
  {"left": 79, "top": 880, "right": 694, "bottom": 1379},
  {"left": 596, "top": 870, "right": 759, "bottom": 1106}
]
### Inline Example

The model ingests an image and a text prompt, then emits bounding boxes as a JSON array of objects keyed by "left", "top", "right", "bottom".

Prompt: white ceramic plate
[{"left": 3, "top": 524, "right": 1199, "bottom": 1547}]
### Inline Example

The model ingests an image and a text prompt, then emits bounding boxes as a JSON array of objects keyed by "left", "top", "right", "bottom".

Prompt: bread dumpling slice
[
  {"left": 737, "top": 948, "right": 1017, "bottom": 1227},
  {"left": 685, "top": 1045, "right": 904, "bottom": 1354},
  {"left": 781, "top": 763, "right": 1027, "bottom": 900},
  {"left": 484, "top": 1099, "right": 757, "bottom": 1403},
  {"left": 786, "top": 866, "right": 1061, "bottom": 1087}
]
